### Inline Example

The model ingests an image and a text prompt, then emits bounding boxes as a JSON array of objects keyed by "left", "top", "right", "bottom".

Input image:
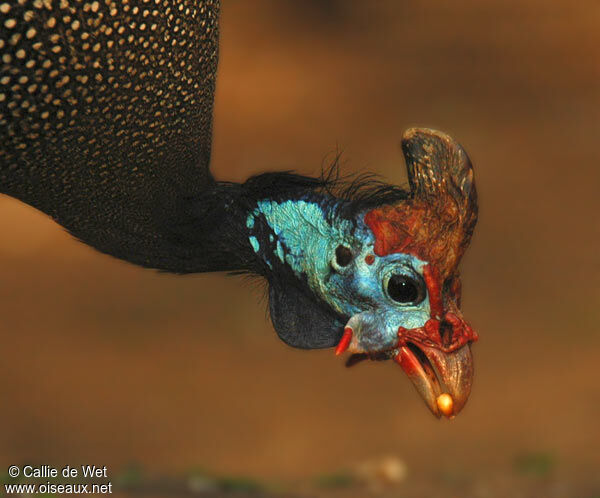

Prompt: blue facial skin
[{"left": 248, "top": 199, "right": 431, "bottom": 352}]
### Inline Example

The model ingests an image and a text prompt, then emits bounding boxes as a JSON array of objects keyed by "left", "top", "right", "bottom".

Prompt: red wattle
[{"left": 335, "top": 327, "right": 353, "bottom": 356}]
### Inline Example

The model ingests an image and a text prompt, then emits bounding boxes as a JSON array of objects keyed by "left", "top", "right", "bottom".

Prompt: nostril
[{"left": 439, "top": 321, "right": 454, "bottom": 348}]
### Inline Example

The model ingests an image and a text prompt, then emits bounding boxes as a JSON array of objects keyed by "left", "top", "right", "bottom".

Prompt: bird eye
[
  {"left": 386, "top": 274, "right": 425, "bottom": 304},
  {"left": 334, "top": 245, "right": 353, "bottom": 267}
]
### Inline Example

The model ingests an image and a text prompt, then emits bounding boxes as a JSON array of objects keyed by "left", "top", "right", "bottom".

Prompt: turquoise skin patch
[
  {"left": 248, "top": 199, "right": 431, "bottom": 351},
  {"left": 249, "top": 236, "right": 259, "bottom": 253}
]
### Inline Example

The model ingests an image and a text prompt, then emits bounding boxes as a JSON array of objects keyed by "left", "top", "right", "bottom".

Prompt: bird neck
[{"left": 167, "top": 172, "right": 345, "bottom": 275}]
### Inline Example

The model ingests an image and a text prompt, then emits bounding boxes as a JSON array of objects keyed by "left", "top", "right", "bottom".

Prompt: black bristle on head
[
  {"left": 157, "top": 153, "right": 407, "bottom": 275},
  {"left": 241, "top": 152, "right": 408, "bottom": 219},
  {"left": 323, "top": 154, "right": 409, "bottom": 212}
]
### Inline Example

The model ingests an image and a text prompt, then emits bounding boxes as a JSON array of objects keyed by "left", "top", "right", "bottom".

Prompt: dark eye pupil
[
  {"left": 335, "top": 245, "right": 353, "bottom": 267},
  {"left": 387, "top": 274, "right": 420, "bottom": 303}
]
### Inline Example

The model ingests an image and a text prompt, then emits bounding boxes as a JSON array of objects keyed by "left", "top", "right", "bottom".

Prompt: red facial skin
[
  {"left": 423, "top": 264, "right": 443, "bottom": 320},
  {"left": 364, "top": 200, "right": 477, "bottom": 353}
]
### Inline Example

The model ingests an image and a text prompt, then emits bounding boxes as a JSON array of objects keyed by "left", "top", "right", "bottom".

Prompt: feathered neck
[{"left": 165, "top": 168, "right": 408, "bottom": 275}]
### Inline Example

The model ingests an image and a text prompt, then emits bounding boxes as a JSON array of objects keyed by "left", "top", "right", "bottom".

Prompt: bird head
[{"left": 248, "top": 128, "right": 478, "bottom": 418}]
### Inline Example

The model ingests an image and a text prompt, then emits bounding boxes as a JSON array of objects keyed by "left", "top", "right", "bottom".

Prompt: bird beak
[
  {"left": 336, "top": 310, "right": 476, "bottom": 418},
  {"left": 336, "top": 314, "right": 475, "bottom": 418},
  {"left": 395, "top": 342, "right": 473, "bottom": 418}
]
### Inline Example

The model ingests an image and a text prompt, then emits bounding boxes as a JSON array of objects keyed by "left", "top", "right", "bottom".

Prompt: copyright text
[{"left": 5, "top": 465, "right": 112, "bottom": 495}]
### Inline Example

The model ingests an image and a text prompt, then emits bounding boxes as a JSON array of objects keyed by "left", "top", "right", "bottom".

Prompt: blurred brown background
[{"left": 1, "top": 0, "right": 599, "bottom": 496}]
